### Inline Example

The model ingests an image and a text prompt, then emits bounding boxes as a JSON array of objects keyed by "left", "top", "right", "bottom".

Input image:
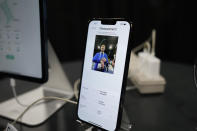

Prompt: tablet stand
[
  {"left": 77, "top": 107, "right": 132, "bottom": 131},
  {"left": 0, "top": 41, "right": 74, "bottom": 126}
]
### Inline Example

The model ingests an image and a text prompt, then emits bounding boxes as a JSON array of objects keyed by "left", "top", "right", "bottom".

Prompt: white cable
[
  {"left": 151, "top": 29, "right": 156, "bottom": 56},
  {"left": 8, "top": 78, "right": 79, "bottom": 126},
  {"left": 74, "top": 78, "right": 80, "bottom": 100},
  {"left": 143, "top": 41, "right": 151, "bottom": 53},
  {"left": 6, "top": 78, "right": 78, "bottom": 131},
  {"left": 194, "top": 65, "right": 197, "bottom": 89},
  {"left": 10, "top": 78, "right": 29, "bottom": 107},
  {"left": 132, "top": 29, "right": 156, "bottom": 56},
  {"left": 11, "top": 96, "right": 77, "bottom": 126},
  {"left": 7, "top": 77, "right": 135, "bottom": 130},
  {"left": 126, "top": 86, "right": 137, "bottom": 91}
]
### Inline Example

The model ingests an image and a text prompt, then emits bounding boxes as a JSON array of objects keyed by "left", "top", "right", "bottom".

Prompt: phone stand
[{"left": 77, "top": 107, "right": 132, "bottom": 131}]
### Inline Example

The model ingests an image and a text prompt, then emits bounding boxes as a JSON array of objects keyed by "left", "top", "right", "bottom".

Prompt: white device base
[
  {"left": 130, "top": 73, "right": 166, "bottom": 94},
  {"left": 137, "top": 85, "right": 165, "bottom": 94},
  {"left": 0, "top": 42, "right": 74, "bottom": 126},
  {"left": 0, "top": 87, "right": 69, "bottom": 126}
]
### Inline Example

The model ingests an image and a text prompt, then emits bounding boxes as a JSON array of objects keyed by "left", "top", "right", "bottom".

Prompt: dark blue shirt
[{"left": 93, "top": 52, "right": 108, "bottom": 71}]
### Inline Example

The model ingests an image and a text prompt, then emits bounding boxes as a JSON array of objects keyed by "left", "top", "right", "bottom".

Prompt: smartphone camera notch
[{"left": 120, "top": 23, "right": 126, "bottom": 26}]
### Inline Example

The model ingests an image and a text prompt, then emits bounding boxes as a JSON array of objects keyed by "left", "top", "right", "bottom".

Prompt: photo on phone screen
[
  {"left": 92, "top": 35, "right": 118, "bottom": 74},
  {"left": 77, "top": 19, "right": 131, "bottom": 131}
]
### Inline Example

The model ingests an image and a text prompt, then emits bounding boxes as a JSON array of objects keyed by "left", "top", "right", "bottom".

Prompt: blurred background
[{"left": 47, "top": 0, "right": 196, "bottom": 64}]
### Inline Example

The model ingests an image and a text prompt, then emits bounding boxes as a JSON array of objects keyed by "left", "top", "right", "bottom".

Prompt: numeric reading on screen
[{"left": 78, "top": 20, "right": 130, "bottom": 131}]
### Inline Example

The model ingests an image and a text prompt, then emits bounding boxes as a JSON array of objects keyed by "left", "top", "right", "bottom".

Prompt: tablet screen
[{"left": 0, "top": 0, "right": 47, "bottom": 82}]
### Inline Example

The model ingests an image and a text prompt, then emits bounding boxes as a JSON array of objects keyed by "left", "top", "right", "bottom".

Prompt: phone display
[{"left": 77, "top": 19, "right": 131, "bottom": 131}]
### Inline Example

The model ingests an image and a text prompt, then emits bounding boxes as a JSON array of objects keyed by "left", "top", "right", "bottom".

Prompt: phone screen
[{"left": 78, "top": 20, "right": 131, "bottom": 131}]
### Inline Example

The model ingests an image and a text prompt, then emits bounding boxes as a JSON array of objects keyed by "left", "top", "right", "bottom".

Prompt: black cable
[{"left": 194, "top": 64, "right": 197, "bottom": 89}]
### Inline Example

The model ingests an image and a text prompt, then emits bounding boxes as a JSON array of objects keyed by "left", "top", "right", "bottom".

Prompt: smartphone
[{"left": 77, "top": 18, "right": 132, "bottom": 131}]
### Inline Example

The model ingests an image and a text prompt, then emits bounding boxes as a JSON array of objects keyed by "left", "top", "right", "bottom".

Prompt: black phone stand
[{"left": 77, "top": 107, "right": 132, "bottom": 131}]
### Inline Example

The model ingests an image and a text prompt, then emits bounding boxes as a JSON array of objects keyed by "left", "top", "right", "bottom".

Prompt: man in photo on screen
[{"left": 93, "top": 44, "right": 108, "bottom": 72}]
